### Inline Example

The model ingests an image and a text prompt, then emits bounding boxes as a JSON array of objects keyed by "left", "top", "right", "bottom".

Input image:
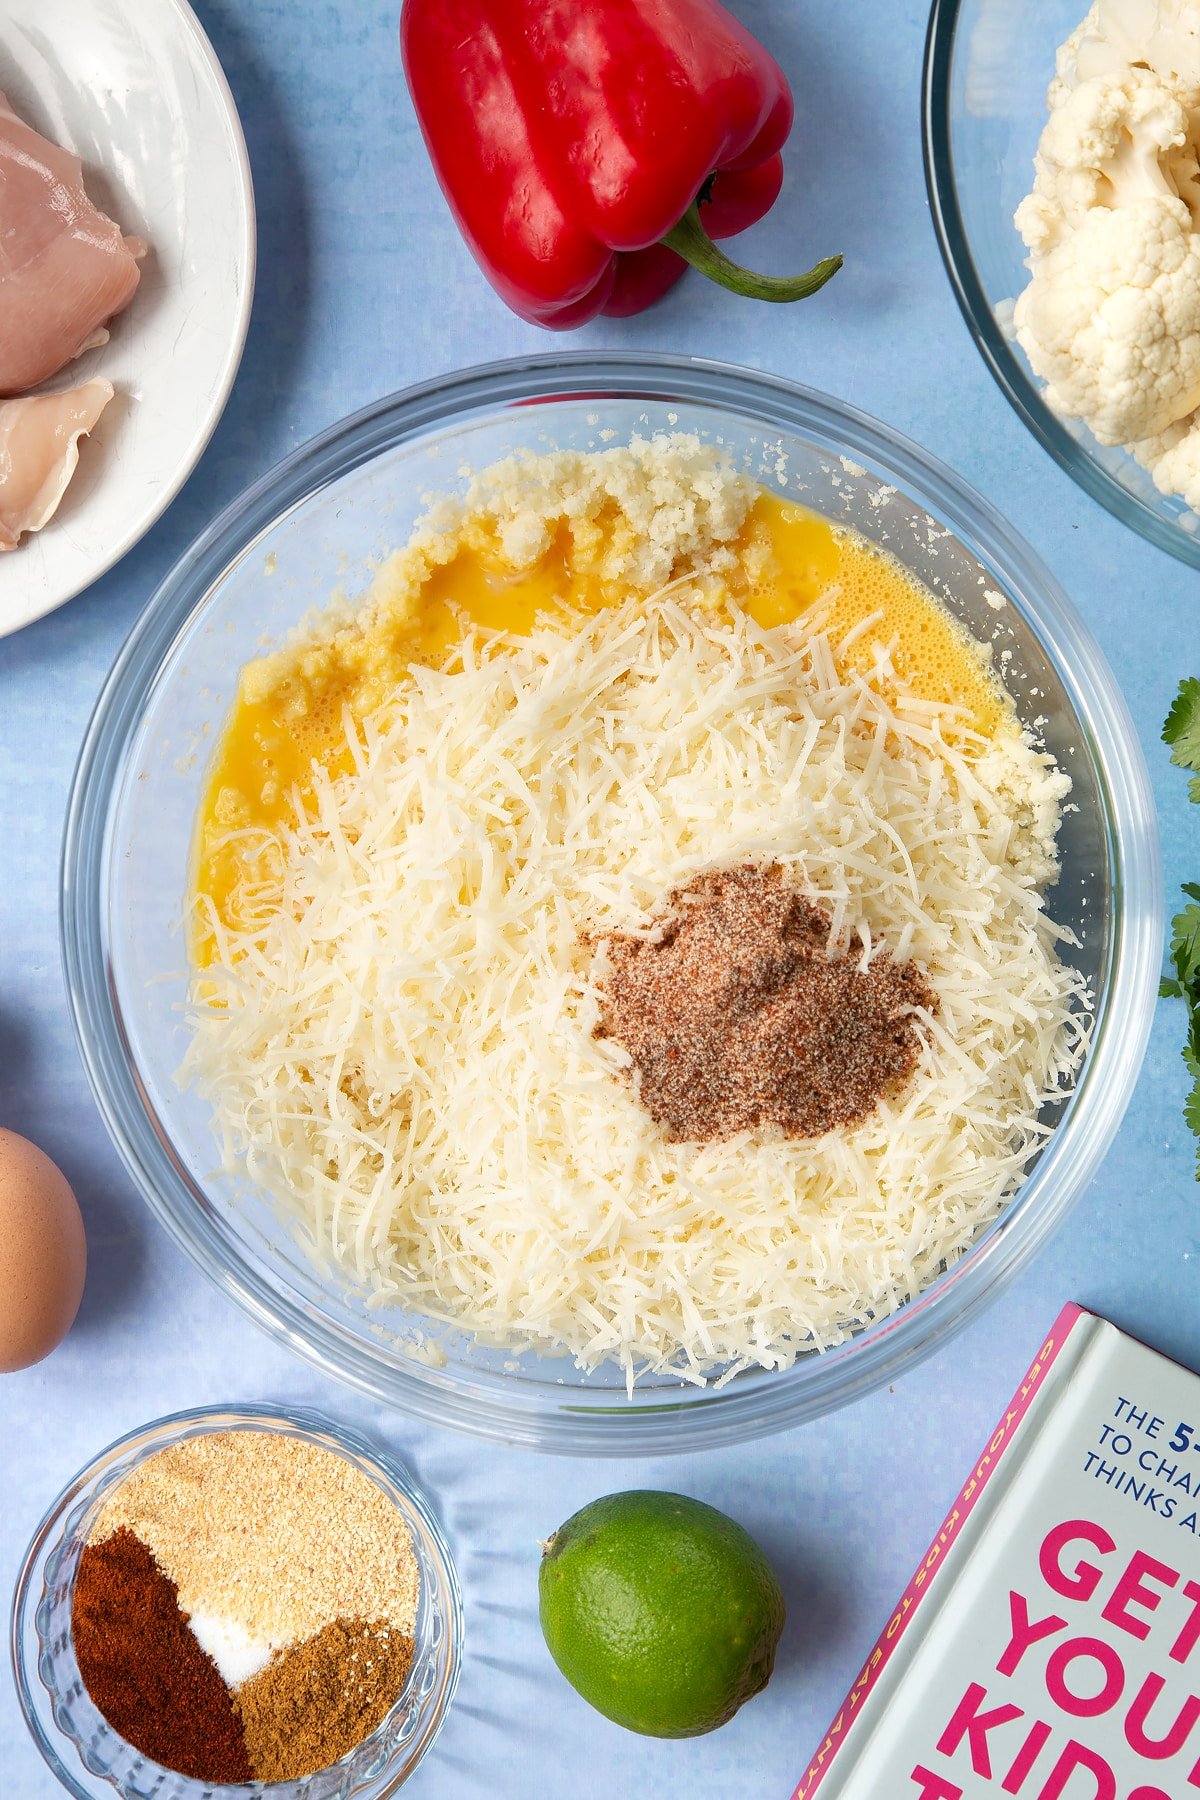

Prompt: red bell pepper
[{"left": 399, "top": 0, "right": 841, "bottom": 329}]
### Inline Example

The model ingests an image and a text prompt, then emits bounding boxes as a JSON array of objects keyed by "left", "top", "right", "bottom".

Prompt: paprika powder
[
  {"left": 400, "top": 0, "right": 842, "bottom": 326},
  {"left": 71, "top": 1527, "right": 252, "bottom": 1782}
]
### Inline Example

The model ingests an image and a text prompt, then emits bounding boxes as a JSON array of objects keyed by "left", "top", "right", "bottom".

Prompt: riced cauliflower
[{"left": 1014, "top": 0, "right": 1200, "bottom": 509}]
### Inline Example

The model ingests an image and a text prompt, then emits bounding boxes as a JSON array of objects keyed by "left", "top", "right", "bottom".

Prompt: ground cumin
[
  {"left": 71, "top": 1528, "right": 251, "bottom": 1783},
  {"left": 235, "top": 1616, "right": 415, "bottom": 1781},
  {"left": 595, "top": 861, "right": 938, "bottom": 1142}
]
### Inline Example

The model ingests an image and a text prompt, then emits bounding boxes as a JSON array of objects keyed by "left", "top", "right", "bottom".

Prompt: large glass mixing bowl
[
  {"left": 924, "top": 0, "right": 1200, "bottom": 565},
  {"left": 61, "top": 352, "right": 1161, "bottom": 1454}
]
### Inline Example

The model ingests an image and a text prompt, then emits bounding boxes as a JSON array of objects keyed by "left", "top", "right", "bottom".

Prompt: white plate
[{"left": 0, "top": 0, "right": 255, "bottom": 636}]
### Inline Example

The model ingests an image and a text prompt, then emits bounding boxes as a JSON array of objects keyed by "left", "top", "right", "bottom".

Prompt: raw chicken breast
[
  {"left": 0, "top": 378, "right": 113, "bottom": 550},
  {"left": 0, "top": 92, "right": 144, "bottom": 395}
]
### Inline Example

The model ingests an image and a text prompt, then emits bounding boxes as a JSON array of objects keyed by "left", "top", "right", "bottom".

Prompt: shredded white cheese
[{"left": 184, "top": 600, "right": 1087, "bottom": 1386}]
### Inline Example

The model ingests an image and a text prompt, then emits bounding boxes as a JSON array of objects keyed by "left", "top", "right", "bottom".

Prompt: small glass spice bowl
[{"left": 10, "top": 1404, "right": 463, "bottom": 1800}]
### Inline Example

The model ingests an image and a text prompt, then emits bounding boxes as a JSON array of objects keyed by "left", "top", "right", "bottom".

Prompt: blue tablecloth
[{"left": 3, "top": 2, "right": 1197, "bottom": 1795}]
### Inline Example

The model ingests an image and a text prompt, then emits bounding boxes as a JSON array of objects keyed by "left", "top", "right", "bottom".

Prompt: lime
[{"left": 538, "top": 1489, "right": 785, "bottom": 1737}]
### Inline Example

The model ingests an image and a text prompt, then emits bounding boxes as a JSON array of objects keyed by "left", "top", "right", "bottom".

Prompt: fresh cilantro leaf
[
  {"left": 1163, "top": 683, "right": 1200, "bottom": 1180},
  {"left": 1186, "top": 1070, "right": 1200, "bottom": 1179},
  {"left": 1164, "top": 676, "right": 1200, "bottom": 772},
  {"left": 1170, "top": 901, "right": 1200, "bottom": 988}
]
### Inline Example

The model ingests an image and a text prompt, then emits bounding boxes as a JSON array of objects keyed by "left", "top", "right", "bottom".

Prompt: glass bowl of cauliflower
[{"left": 925, "top": 0, "right": 1200, "bottom": 564}]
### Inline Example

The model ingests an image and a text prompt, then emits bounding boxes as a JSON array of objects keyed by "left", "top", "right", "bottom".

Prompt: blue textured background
[{"left": 3, "top": 2, "right": 1198, "bottom": 1796}]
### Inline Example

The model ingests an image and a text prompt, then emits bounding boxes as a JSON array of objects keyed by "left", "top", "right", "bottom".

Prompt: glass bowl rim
[
  {"left": 9, "top": 1400, "right": 463, "bottom": 1800},
  {"left": 921, "top": 0, "right": 1200, "bottom": 569},
  {"left": 60, "top": 348, "right": 1163, "bottom": 1454}
]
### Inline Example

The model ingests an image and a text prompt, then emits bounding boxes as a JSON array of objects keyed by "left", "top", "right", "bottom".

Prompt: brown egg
[{"left": 0, "top": 1128, "right": 87, "bottom": 1372}]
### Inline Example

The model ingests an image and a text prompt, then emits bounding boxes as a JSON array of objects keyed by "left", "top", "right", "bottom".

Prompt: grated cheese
[{"left": 183, "top": 599, "right": 1087, "bottom": 1386}]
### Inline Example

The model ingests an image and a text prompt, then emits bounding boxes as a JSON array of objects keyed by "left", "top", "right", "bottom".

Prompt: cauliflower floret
[
  {"left": 1053, "top": 1, "right": 1200, "bottom": 88},
  {"left": 1015, "top": 193, "right": 1200, "bottom": 442},
  {"left": 1051, "top": 9, "right": 1115, "bottom": 103},
  {"left": 1132, "top": 406, "right": 1200, "bottom": 505},
  {"left": 1013, "top": 16, "right": 1200, "bottom": 501},
  {"left": 1091, "top": 0, "right": 1200, "bottom": 89},
  {"left": 1016, "top": 69, "right": 1197, "bottom": 254}
]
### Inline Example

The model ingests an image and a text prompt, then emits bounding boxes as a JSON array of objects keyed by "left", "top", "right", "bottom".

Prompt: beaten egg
[
  {"left": 0, "top": 1127, "right": 87, "bottom": 1371},
  {"left": 192, "top": 493, "right": 1004, "bottom": 958}
]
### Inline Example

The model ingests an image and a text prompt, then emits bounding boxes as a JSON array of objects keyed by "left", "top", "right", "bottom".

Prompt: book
[{"left": 793, "top": 1305, "right": 1200, "bottom": 1800}]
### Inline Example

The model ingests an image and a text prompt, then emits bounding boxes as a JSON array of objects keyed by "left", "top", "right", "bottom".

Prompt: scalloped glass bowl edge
[{"left": 10, "top": 1404, "right": 462, "bottom": 1800}]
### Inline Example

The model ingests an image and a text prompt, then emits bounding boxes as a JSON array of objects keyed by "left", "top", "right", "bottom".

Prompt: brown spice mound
[
  {"left": 235, "top": 1616, "right": 415, "bottom": 1782},
  {"left": 595, "top": 862, "right": 937, "bottom": 1142},
  {"left": 71, "top": 1528, "right": 252, "bottom": 1783}
]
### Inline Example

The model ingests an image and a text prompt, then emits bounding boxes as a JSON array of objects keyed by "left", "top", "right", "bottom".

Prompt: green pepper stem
[{"left": 661, "top": 204, "right": 842, "bottom": 303}]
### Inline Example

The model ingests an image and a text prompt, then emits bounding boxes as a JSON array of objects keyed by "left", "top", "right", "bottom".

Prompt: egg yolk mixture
[{"left": 193, "top": 491, "right": 1004, "bottom": 961}]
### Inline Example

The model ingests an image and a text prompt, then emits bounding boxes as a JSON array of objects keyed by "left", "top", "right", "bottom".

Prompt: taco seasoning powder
[
  {"left": 595, "top": 861, "right": 938, "bottom": 1142},
  {"left": 71, "top": 1430, "right": 420, "bottom": 1782}
]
